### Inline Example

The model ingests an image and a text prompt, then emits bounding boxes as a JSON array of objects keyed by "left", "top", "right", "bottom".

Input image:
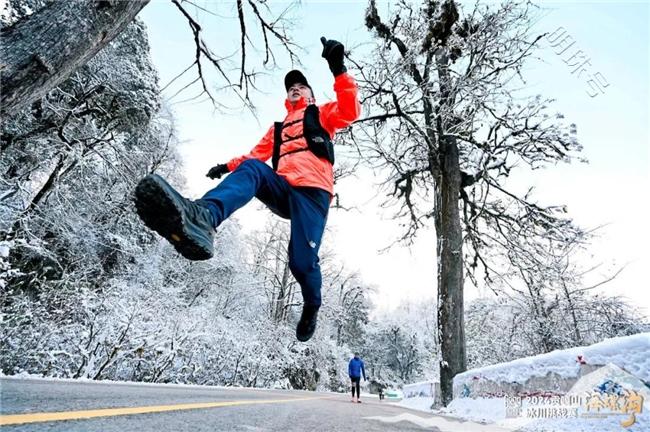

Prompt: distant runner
[{"left": 348, "top": 353, "right": 366, "bottom": 403}]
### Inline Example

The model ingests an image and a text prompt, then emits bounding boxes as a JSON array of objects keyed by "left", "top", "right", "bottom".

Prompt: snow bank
[
  {"left": 395, "top": 396, "right": 437, "bottom": 412},
  {"left": 441, "top": 334, "right": 650, "bottom": 431},
  {"left": 394, "top": 335, "right": 650, "bottom": 431},
  {"left": 445, "top": 397, "right": 506, "bottom": 423},
  {"left": 442, "top": 396, "right": 650, "bottom": 432},
  {"left": 400, "top": 390, "right": 650, "bottom": 432},
  {"left": 455, "top": 333, "right": 650, "bottom": 387},
  {"left": 393, "top": 396, "right": 641, "bottom": 432}
]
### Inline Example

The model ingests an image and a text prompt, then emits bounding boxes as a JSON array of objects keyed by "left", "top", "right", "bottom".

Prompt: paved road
[{"left": 0, "top": 378, "right": 492, "bottom": 432}]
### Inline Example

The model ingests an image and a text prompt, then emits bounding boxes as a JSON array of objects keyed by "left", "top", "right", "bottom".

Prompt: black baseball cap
[{"left": 284, "top": 70, "right": 311, "bottom": 92}]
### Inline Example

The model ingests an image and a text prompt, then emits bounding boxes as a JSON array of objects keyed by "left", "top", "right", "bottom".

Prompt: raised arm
[
  {"left": 318, "top": 37, "right": 362, "bottom": 132},
  {"left": 206, "top": 125, "right": 275, "bottom": 179}
]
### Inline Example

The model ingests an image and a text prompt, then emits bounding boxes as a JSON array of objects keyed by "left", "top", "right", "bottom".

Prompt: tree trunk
[
  {"left": 435, "top": 133, "right": 466, "bottom": 406},
  {"left": 273, "top": 262, "right": 291, "bottom": 323},
  {"left": 1, "top": 0, "right": 150, "bottom": 115},
  {"left": 432, "top": 44, "right": 467, "bottom": 406}
]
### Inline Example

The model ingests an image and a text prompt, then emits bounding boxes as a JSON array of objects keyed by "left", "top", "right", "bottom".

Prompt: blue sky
[{"left": 140, "top": 1, "right": 649, "bottom": 315}]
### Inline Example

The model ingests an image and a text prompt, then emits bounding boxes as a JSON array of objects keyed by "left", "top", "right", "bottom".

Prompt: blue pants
[{"left": 200, "top": 159, "right": 330, "bottom": 307}]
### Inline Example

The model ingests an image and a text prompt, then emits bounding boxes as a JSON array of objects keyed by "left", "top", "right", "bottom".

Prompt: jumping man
[{"left": 133, "top": 37, "right": 361, "bottom": 342}]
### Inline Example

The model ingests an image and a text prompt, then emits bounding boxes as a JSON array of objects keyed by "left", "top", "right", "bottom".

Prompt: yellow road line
[{"left": 0, "top": 396, "right": 329, "bottom": 426}]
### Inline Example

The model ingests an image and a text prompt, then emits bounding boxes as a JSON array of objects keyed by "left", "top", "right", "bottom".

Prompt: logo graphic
[
  {"left": 570, "top": 363, "right": 647, "bottom": 428},
  {"left": 504, "top": 363, "right": 647, "bottom": 428}
]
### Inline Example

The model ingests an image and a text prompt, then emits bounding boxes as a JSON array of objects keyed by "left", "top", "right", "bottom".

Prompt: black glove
[
  {"left": 320, "top": 36, "right": 347, "bottom": 77},
  {"left": 206, "top": 164, "right": 230, "bottom": 180}
]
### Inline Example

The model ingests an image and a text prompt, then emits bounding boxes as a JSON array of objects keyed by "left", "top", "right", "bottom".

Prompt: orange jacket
[{"left": 226, "top": 72, "right": 361, "bottom": 196}]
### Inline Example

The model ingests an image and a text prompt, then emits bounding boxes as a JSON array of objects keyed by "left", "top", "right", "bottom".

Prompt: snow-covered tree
[
  {"left": 362, "top": 300, "right": 438, "bottom": 386},
  {"left": 0, "top": 0, "right": 298, "bottom": 113},
  {"left": 1, "top": 0, "right": 363, "bottom": 393},
  {"left": 352, "top": 0, "right": 586, "bottom": 404},
  {"left": 465, "top": 292, "right": 648, "bottom": 369}
]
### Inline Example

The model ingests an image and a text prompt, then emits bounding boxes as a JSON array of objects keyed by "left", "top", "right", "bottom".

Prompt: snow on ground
[
  {"left": 518, "top": 416, "right": 648, "bottom": 432},
  {"left": 5, "top": 372, "right": 648, "bottom": 431},
  {"left": 394, "top": 334, "right": 650, "bottom": 432},
  {"left": 394, "top": 396, "right": 436, "bottom": 412},
  {"left": 393, "top": 395, "right": 649, "bottom": 432},
  {"left": 454, "top": 333, "right": 650, "bottom": 386},
  {"left": 6, "top": 333, "right": 649, "bottom": 431},
  {"left": 442, "top": 397, "right": 506, "bottom": 423}
]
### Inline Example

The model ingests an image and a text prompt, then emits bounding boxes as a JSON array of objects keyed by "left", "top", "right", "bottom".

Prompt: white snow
[
  {"left": 394, "top": 396, "right": 437, "bottom": 412},
  {"left": 364, "top": 411, "right": 516, "bottom": 432},
  {"left": 396, "top": 334, "right": 650, "bottom": 432},
  {"left": 444, "top": 397, "right": 506, "bottom": 423},
  {"left": 395, "top": 395, "right": 650, "bottom": 432},
  {"left": 454, "top": 333, "right": 650, "bottom": 386},
  {"left": 445, "top": 397, "right": 650, "bottom": 432}
]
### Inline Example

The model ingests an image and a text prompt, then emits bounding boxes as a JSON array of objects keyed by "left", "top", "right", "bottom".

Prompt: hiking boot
[
  {"left": 134, "top": 174, "right": 215, "bottom": 261},
  {"left": 296, "top": 304, "right": 319, "bottom": 342}
]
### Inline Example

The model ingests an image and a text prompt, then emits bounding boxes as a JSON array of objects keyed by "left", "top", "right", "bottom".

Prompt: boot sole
[
  {"left": 296, "top": 332, "right": 314, "bottom": 342},
  {"left": 134, "top": 175, "right": 213, "bottom": 261}
]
